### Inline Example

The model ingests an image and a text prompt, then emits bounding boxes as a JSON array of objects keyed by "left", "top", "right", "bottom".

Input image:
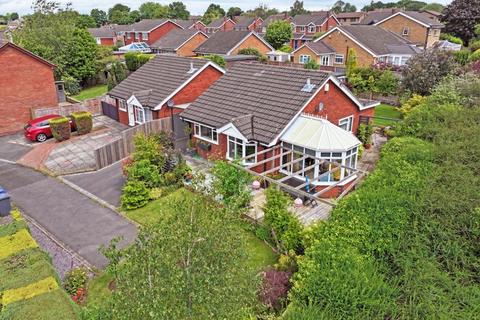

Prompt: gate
[
  {"left": 172, "top": 114, "right": 189, "bottom": 151},
  {"left": 101, "top": 101, "right": 119, "bottom": 121}
]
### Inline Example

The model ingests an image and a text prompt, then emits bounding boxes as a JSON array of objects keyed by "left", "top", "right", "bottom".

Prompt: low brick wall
[{"left": 31, "top": 98, "right": 103, "bottom": 119}]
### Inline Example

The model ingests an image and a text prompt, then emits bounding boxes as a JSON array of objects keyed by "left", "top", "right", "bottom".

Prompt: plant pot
[{"left": 198, "top": 142, "right": 211, "bottom": 151}]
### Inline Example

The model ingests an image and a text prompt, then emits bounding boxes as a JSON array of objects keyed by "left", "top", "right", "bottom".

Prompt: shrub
[
  {"left": 469, "top": 49, "right": 480, "bottom": 62},
  {"left": 71, "top": 111, "right": 93, "bottom": 135},
  {"left": 259, "top": 269, "right": 292, "bottom": 311},
  {"left": 125, "top": 159, "right": 161, "bottom": 188},
  {"left": 453, "top": 49, "right": 471, "bottom": 65},
  {"left": 278, "top": 44, "right": 293, "bottom": 53},
  {"left": 469, "top": 39, "right": 480, "bottom": 52},
  {"left": 124, "top": 52, "right": 153, "bottom": 71},
  {"left": 49, "top": 116, "right": 71, "bottom": 142},
  {"left": 357, "top": 123, "right": 372, "bottom": 145},
  {"left": 238, "top": 47, "right": 261, "bottom": 56},
  {"left": 399, "top": 94, "right": 427, "bottom": 117},
  {"left": 275, "top": 252, "right": 298, "bottom": 272},
  {"left": 121, "top": 180, "right": 150, "bottom": 210},
  {"left": 132, "top": 133, "right": 165, "bottom": 168},
  {"left": 440, "top": 33, "right": 463, "bottom": 45},
  {"left": 203, "top": 54, "right": 226, "bottom": 68},
  {"left": 64, "top": 268, "right": 88, "bottom": 296},
  {"left": 211, "top": 160, "right": 252, "bottom": 210},
  {"left": 106, "top": 61, "right": 127, "bottom": 90},
  {"left": 62, "top": 74, "right": 81, "bottom": 96},
  {"left": 303, "top": 60, "right": 319, "bottom": 70}
]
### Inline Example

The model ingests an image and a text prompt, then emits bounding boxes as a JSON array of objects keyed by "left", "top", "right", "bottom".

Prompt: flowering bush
[
  {"left": 64, "top": 268, "right": 88, "bottom": 296},
  {"left": 259, "top": 269, "right": 292, "bottom": 311}
]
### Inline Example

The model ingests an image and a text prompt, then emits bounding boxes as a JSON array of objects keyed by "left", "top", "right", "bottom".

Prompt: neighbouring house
[
  {"left": 150, "top": 29, "right": 208, "bottom": 56},
  {"left": 290, "top": 12, "right": 340, "bottom": 49},
  {"left": 361, "top": 9, "right": 443, "bottom": 48},
  {"left": 419, "top": 9, "right": 442, "bottom": 21},
  {"left": 234, "top": 16, "right": 263, "bottom": 31},
  {"left": 180, "top": 63, "right": 378, "bottom": 197},
  {"left": 173, "top": 19, "right": 207, "bottom": 33},
  {"left": 316, "top": 25, "right": 421, "bottom": 67},
  {"left": 205, "top": 17, "right": 236, "bottom": 34},
  {"left": 106, "top": 55, "right": 225, "bottom": 127},
  {"left": 194, "top": 31, "right": 274, "bottom": 56},
  {"left": 292, "top": 41, "right": 336, "bottom": 67},
  {"left": 257, "top": 13, "right": 292, "bottom": 34},
  {"left": 121, "top": 19, "right": 183, "bottom": 45},
  {"left": 336, "top": 12, "right": 366, "bottom": 25},
  {"left": 88, "top": 26, "right": 119, "bottom": 46},
  {"left": 0, "top": 42, "right": 60, "bottom": 135}
]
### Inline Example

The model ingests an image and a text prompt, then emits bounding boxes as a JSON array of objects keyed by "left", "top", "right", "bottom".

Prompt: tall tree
[
  {"left": 90, "top": 8, "right": 107, "bottom": 26},
  {"left": 10, "top": 12, "right": 19, "bottom": 20},
  {"left": 108, "top": 3, "right": 132, "bottom": 24},
  {"left": 244, "top": 4, "right": 279, "bottom": 19},
  {"left": 227, "top": 6, "right": 243, "bottom": 19},
  {"left": 139, "top": 2, "right": 169, "bottom": 19},
  {"left": 202, "top": 3, "right": 225, "bottom": 24},
  {"left": 332, "top": 1, "right": 357, "bottom": 13},
  {"left": 105, "top": 191, "right": 258, "bottom": 319},
  {"left": 441, "top": 0, "right": 480, "bottom": 46},
  {"left": 168, "top": 1, "right": 190, "bottom": 19},
  {"left": 265, "top": 20, "right": 293, "bottom": 49},
  {"left": 75, "top": 13, "right": 96, "bottom": 28},
  {"left": 289, "top": 0, "right": 308, "bottom": 16},
  {"left": 421, "top": 2, "right": 445, "bottom": 12}
]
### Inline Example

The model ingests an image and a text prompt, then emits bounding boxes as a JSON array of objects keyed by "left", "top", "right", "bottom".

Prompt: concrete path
[
  {"left": 0, "top": 162, "right": 137, "bottom": 268},
  {"left": 64, "top": 162, "right": 125, "bottom": 207}
]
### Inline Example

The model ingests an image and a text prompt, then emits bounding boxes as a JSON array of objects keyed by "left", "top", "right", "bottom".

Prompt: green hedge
[
  {"left": 49, "top": 117, "right": 71, "bottom": 142},
  {"left": 71, "top": 111, "right": 93, "bottom": 135}
]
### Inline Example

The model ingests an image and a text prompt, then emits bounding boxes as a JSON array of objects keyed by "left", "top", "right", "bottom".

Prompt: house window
[
  {"left": 118, "top": 99, "right": 127, "bottom": 111},
  {"left": 262, "top": 27, "right": 267, "bottom": 33},
  {"left": 127, "top": 33, "right": 131, "bottom": 39},
  {"left": 402, "top": 27, "right": 409, "bottom": 36},
  {"left": 299, "top": 55, "right": 311, "bottom": 64},
  {"left": 298, "top": 26, "right": 305, "bottom": 32},
  {"left": 320, "top": 55, "right": 330, "bottom": 66},
  {"left": 142, "top": 32, "right": 148, "bottom": 40},
  {"left": 135, "top": 32, "right": 139, "bottom": 40},
  {"left": 338, "top": 115, "right": 354, "bottom": 132},
  {"left": 194, "top": 123, "right": 218, "bottom": 143},
  {"left": 318, "top": 152, "right": 343, "bottom": 182},
  {"left": 96, "top": 38, "right": 101, "bottom": 44},
  {"left": 281, "top": 143, "right": 317, "bottom": 180},
  {"left": 308, "top": 24, "right": 315, "bottom": 33},
  {"left": 344, "top": 146, "right": 358, "bottom": 176},
  {"left": 227, "top": 136, "right": 257, "bottom": 164},
  {"left": 334, "top": 54, "right": 344, "bottom": 64},
  {"left": 134, "top": 106, "right": 145, "bottom": 124},
  {"left": 401, "top": 56, "right": 409, "bottom": 65}
]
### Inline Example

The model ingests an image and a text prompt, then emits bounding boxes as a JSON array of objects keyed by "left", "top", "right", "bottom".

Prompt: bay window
[
  {"left": 194, "top": 123, "right": 218, "bottom": 143},
  {"left": 227, "top": 136, "right": 257, "bottom": 164}
]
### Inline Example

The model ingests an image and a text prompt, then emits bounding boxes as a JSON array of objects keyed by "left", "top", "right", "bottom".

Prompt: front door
[{"left": 127, "top": 104, "right": 135, "bottom": 126}]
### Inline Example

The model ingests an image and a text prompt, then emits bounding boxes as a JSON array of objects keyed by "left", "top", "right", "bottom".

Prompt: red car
[{"left": 24, "top": 114, "right": 75, "bottom": 142}]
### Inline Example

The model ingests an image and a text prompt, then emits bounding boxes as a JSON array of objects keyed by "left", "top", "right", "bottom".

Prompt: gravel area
[{"left": 25, "top": 218, "right": 89, "bottom": 280}]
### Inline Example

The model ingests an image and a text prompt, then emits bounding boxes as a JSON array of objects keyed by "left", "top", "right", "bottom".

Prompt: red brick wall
[
  {"left": 0, "top": 45, "right": 58, "bottom": 134},
  {"left": 125, "top": 21, "right": 181, "bottom": 45},
  {"left": 303, "top": 79, "right": 373, "bottom": 134},
  {"left": 100, "top": 38, "right": 115, "bottom": 46},
  {"left": 193, "top": 134, "right": 226, "bottom": 160},
  {"left": 223, "top": 20, "right": 236, "bottom": 31}
]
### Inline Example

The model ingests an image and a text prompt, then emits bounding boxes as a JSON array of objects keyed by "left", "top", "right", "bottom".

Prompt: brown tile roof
[
  {"left": 108, "top": 55, "right": 214, "bottom": 108},
  {"left": 292, "top": 12, "right": 329, "bottom": 26},
  {"left": 362, "top": 9, "right": 443, "bottom": 27},
  {"left": 303, "top": 41, "right": 336, "bottom": 55},
  {"left": 234, "top": 16, "right": 256, "bottom": 29},
  {"left": 260, "top": 13, "right": 291, "bottom": 29},
  {"left": 150, "top": 29, "right": 206, "bottom": 51},
  {"left": 207, "top": 17, "right": 233, "bottom": 28},
  {"left": 180, "top": 63, "right": 331, "bottom": 144},
  {"left": 333, "top": 25, "right": 421, "bottom": 55},
  {"left": 87, "top": 27, "right": 116, "bottom": 38},
  {"left": 336, "top": 12, "right": 366, "bottom": 19},
  {"left": 194, "top": 31, "right": 258, "bottom": 55},
  {"left": 124, "top": 19, "right": 177, "bottom": 32},
  {"left": 172, "top": 19, "right": 195, "bottom": 29}
]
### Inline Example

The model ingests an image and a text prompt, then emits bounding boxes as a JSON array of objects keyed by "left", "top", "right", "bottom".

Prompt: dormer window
[
  {"left": 308, "top": 23, "right": 315, "bottom": 33},
  {"left": 402, "top": 27, "right": 409, "bottom": 36}
]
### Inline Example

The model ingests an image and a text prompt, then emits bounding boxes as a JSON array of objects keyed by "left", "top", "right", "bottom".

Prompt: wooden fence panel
[{"left": 94, "top": 118, "right": 172, "bottom": 170}]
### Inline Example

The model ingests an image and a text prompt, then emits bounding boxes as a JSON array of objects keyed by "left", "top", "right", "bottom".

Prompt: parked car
[{"left": 24, "top": 114, "right": 75, "bottom": 142}]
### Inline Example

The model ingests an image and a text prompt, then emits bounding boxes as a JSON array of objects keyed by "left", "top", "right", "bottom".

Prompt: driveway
[
  {"left": 0, "top": 134, "right": 32, "bottom": 162},
  {"left": 0, "top": 162, "right": 137, "bottom": 268},
  {"left": 64, "top": 162, "right": 125, "bottom": 207}
]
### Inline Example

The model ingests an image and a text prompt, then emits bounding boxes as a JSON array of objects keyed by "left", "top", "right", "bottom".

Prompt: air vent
[
  {"left": 301, "top": 78, "right": 316, "bottom": 92},
  {"left": 187, "top": 62, "right": 197, "bottom": 74}
]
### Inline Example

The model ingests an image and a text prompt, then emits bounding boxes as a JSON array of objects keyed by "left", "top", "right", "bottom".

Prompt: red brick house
[
  {"left": 181, "top": 63, "right": 378, "bottom": 198},
  {"left": 107, "top": 55, "right": 225, "bottom": 126},
  {"left": 233, "top": 16, "right": 263, "bottom": 31},
  {"left": 194, "top": 31, "right": 274, "bottom": 56},
  {"left": 290, "top": 12, "right": 340, "bottom": 49},
  {"left": 205, "top": 17, "right": 236, "bottom": 34},
  {"left": 88, "top": 27, "right": 118, "bottom": 46},
  {"left": 150, "top": 29, "right": 208, "bottom": 57},
  {"left": 173, "top": 19, "right": 207, "bottom": 33},
  {"left": 0, "top": 42, "right": 59, "bottom": 135},
  {"left": 122, "top": 19, "right": 183, "bottom": 45}
]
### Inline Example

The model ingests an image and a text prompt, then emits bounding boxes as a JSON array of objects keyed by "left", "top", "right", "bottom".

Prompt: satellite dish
[{"left": 166, "top": 99, "right": 174, "bottom": 108}]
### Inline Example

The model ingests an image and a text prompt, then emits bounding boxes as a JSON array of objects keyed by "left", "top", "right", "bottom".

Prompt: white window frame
[
  {"left": 127, "top": 32, "right": 131, "bottom": 39},
  {"left": 402, "top": 26, "right": 409, "bottom": 36},
  {"left": 194, "top": 123, "right": 218, "bottom": 144},
  {"left": 118, "top": 99, "right": 127, "bottom": 111},
  {"left": 134, "top": 105, "right": 145, "bottom": 124},
  {"left": 334, "top": 54, "right": 344, "bottom": 64},
  {"left": 298, "top": 26, "right": 305, "bottom": 32},
  {"left": 320, "top": 55, "right": 330, "bottom": 66},
  {"left": 95, "top": 37, "right": 101, "bottom": 45},
  {"left": 226, "top": 136, "right": 257, "bottom": 164},
  {"left": 142, "top": 32, "right": 148, "bottom": 40},
  {"left": 135, "top": 32, "right": 139, "bottom": 40},
  {"left": 338, "top": 115, "right": 354, "bottom": 132},
  {"left": 299, "top": 54, "right": 311, "bottom": 64},
  {"left": 308, "top": 24, "right": 315, "bottom": 33}
]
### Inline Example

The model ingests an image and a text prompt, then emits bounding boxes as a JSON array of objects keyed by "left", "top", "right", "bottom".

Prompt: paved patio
[{"left": 44, "top": 116, "right": 127, "bottom": 175}]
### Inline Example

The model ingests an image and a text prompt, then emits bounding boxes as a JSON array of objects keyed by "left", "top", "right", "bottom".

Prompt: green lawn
[
  {"left": 373, "top": 104, "right": 402, "bottom": 126},
  {"left": 86, "top": 271, "right": 113, "bottom": 307},
  {"left": 72, "top": 84, "right": 108, "bottom": 101},
  {"left": 0, "top": 211, "right": 78, "bottom": 319}
]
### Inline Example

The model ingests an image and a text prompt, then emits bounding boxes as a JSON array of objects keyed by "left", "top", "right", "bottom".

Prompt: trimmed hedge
[
  {"left": 49, "top": 117, "right": 71, "bottom": 142},
  {"left": 71, "top": 111, "right": 93, "bottom": 135}
]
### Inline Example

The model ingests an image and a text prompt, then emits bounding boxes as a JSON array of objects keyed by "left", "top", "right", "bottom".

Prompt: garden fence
[{"left": 94, "top": 118, "right": 172, "bottom": 170}]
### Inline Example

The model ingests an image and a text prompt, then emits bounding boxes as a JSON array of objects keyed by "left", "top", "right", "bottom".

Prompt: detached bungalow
[
  {"left": 292, "top": 41, "right": 336, "bottom": 66},
  {"left": 181, "top": 63, "right": 378, "bottom": 197},
  {"left": 316, "top": 25, "right": 421, "bottom": 67},
  {"left": 121, "top": 19, "right": 182, "bottom": 45},
  {"left": 107, "top": 55, "right": 224, "bottom": 126},
  {"left": 150, "top": 29, "right": 208, "bottom": 57},
  {"left": 194, "top": 31, "right": 274, "bottom": 56}
]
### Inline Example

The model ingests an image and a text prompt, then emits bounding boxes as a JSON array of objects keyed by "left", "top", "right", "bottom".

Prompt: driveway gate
[{"left": 101, "top": 101, "right": 119, "bottom": 121}]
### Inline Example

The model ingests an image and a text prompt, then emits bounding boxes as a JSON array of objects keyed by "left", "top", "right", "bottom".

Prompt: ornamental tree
[
  {"left": 441, "top": 0, "right": 480, "bottom": 46},
  {"left": 265, "top": 20, "right": 293, "bottom": 49}
]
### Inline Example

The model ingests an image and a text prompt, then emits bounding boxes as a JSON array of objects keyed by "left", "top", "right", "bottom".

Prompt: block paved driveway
[{"left": 0, "top": 161, "right": 137, "bottom": 268}]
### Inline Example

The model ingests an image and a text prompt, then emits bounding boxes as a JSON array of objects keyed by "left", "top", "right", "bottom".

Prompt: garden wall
[
  {"left": 94, "top": 118, "right": 172, "bottom": 170},
  {"left": 31, "top": 98, "right": 103, "bottom": 118}
]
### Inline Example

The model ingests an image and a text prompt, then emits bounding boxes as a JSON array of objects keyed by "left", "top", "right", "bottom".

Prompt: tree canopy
[
  {"left": 168, "top": 1, "right": 190, "bottom": 19},
  {"left": 139, "top": 2, "right": 169, "bottom": 19},
  {"left": 265, "top": 20, "right": 293, "bottom": 49},
  {"left": 441, "top": 0, "right": 480, "bottom": 46},
  {"left": 202, "top": 3, "right": 226, "bottom": 25},
  {"left": 331, "top": 1, "right": 357, "bottom": 13},
  {"left": 90, "top": 8, "right": 107, "bottom": 26},
  {"left": 289, "top": 0, "right": 308, "bottom": 16}
]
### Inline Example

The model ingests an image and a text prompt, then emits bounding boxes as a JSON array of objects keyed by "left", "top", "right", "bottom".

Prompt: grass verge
[
  {"left": 72, "top": 85, "right": 108, "bottom": 101},
  {"left": 373, "top": 104, "right": 402, "bottom": 126}
]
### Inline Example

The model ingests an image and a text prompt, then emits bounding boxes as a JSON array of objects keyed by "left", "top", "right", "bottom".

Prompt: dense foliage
[
  {"left": 303, "top": 60, "right": 320, "bottom": 70},
  {"left": 286, "top": 73, "right": 480, "bottom": 319},
  {"left": 202, "top": 54, "right": 226, "bottom": 68},
  {"left": 441, "top": 0, "right": 480, "bottom": 46},
  {"left": 211, "top": 160, "right": 252, "bottom": 210},
  {"left": 106, "top": 61, "right": 127, "bottom": 90},
  {"left": 124, "top": 52, "right": 153, "bottom": 72},
  {"left": 265, "top": 20, "right": 293, "bottom": 50},
  {"left": 349, "top": 67, "right": 398, "bottom": 97}
]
